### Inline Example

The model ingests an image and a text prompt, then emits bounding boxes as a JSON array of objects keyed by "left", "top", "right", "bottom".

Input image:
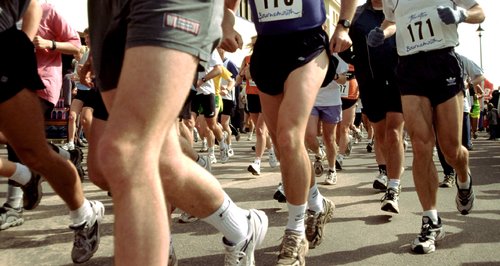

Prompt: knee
[
  {"left": 410, "top": 138, "right": 434, "bottom": 157},
  {"left": 276, "top": 130, "right": 300, "bottom": 154}
]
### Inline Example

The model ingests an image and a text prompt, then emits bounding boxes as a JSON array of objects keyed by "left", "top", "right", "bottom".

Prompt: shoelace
[
  {"left": 279, "top": 234, "right": 302, "bottom": 258},
  {"left": 224, "top": 249, "right": 245, "bottom": 265},
  {"left": 305, "top": 212, "right": 319, "bottom": 235},
  {"left": 73, "top": 228, "right": 89, "bottom": 249}
]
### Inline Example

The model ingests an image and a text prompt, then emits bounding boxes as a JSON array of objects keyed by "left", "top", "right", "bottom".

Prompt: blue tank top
[{"left": 249, "top": 0, "right": 326, "bottom": 35}]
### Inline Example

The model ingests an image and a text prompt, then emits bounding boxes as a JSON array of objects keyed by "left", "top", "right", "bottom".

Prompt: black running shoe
[
  {"left": 18, "top": 171, "right": 44, "bottom": 210},
  {"left": 411, "top": 216, "right": 445, "bottom": 254},
  {"left": 69, "top": 147, "right": 86, "bottom": 182}
]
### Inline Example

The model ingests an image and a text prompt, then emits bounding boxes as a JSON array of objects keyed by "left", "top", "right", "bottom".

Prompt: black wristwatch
[
  {"left": 51, "top": 40, "right": 57, "bottom": 50},
  {"left": 201, "top": 77, "right": 207, "bottom": 82},
  {"left": 338, "top": 19, "right": 351, "bottom": 29}
]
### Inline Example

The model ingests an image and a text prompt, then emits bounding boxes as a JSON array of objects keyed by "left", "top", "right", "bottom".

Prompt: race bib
[
  {"left": 339, "top": 83, "right": 349, "bottom": 98},
  {"left": 397, "top": 7, "right": 445, "bottom": 54},
  {"left": 254, "top": 0, "right": 303, "bottom": 22}
]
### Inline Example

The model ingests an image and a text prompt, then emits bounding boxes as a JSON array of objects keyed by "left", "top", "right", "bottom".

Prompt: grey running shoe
[
  {"left": 305, "top": 198, "right": 335, "bottom": 249},
  {"left": 220, "top": 132, "right": 230, "bottom": 163},
  {"left": 411, "top": 216, "right": 445, "bottom": 254},
  {"left": 324, "top": 170, "right": 337, "bottom": 185},
  {"left": 70, "top": 200, "right": 105, "bottom": 264},
  {"left": 439, "top": 174, "right": 455, "bottom": 188},
  {"left": 373, "top": 173, "right": 388, "bottom": 191},
  {"left": 313, "top": 156, "right": 324, "bottom": 177},
  {"left": 276, "top": 230, "right": 308, "bottom": 266},
  {"left": 381, "top": 186, "right": 400, "bottom": 214},
  {"left": 223, "top": 209, "right": 268, "bottom": 266},
  {"left": 455, "top": 174, "right": 475, "bottom": 215},
  {"left": 0, "top": 203, "right": 24, "bottom": 230},
  {"left": 17, "top": 171, "right": 43, "bottom": 210},
  {"left": 178, "top": 211, "right": 199, "bottom": 223},
  {"left": 345, "top": 135, "right": 353, "bottom": 156},
  {"left": 366, "top": 141, "right": 374, "bottom": 153}
]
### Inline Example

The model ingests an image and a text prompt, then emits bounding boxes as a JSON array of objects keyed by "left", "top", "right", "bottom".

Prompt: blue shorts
[{"left": 311, "top": 105, "right": 342, "bottom": 124}]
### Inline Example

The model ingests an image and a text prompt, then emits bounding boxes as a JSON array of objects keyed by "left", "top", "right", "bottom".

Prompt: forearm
[
  {"left": 464, "top": 4, "right": 485, "bottom": 24},
  {"left": 53, "top": 41, "right": 80, "bottom": 55}
]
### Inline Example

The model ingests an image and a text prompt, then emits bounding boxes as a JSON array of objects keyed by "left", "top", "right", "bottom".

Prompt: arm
[
  {"left": 220, "top": 0, "right": 243, "bottom": 52},
  {"left": 197, "top": 65, "right": 223, "bottom": 88},
  {"left": 463, "top": 4, "right": 485, "bottom": 24},
  {"left": 330, "top": 0, "right": 358, "bottom": 53},
  {"left": 33, "top": 35, "right": 80, "bottom": 55},
  {"left": 21, "top": 0, "right": 42, "bottom": 40}
]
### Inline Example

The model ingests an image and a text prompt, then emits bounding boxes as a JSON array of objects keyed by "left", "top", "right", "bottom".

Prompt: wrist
[{"left": 50, "top": 40, "right": 56, "bottom": 50}]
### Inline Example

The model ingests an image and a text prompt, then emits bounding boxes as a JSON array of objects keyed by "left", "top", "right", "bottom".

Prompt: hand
[
  {"left": 367, "top": 27, "right": 385, "bottom": 47},
  {"left": 330, "top": 27, "right": 352, "bottom": 53},
  {"left": 33, "top": 35, "right": 52, "bottom": 50},
  {"left": 437, "top": 6, "right": 467, "bottom": 25},
  {"left": 220, "top": 8, "right": 243, "bottom": 52}
]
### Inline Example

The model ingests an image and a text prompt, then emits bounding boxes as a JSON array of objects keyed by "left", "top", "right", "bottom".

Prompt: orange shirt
[{"left": 243, "top": 56, "right": 259, "bottom": 95}]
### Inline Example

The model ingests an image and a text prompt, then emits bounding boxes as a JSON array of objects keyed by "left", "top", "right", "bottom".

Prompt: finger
[{"left": 235, "top": 34, "right": 243, "bottom": 49}]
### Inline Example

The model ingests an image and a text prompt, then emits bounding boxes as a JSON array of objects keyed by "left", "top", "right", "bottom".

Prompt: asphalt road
[{"left": 1, "top": 131, "right": 499, "bottom": 266}]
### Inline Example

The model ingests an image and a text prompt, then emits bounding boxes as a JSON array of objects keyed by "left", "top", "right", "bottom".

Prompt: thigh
[
  {"left": 0, "top": 90, "right": 50, "bottom": 159},
  {"left": 435, "top": 93, "right": 464, "bottom": 151},
  {"left": 401, "top": 95, "right": 435, "bottom": 144}
]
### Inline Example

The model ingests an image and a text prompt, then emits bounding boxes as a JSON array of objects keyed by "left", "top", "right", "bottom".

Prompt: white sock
[
  {"left": 456, "top": 174, "right": 471, "bottom": 189},
  {"left": 388, "top": 179, "right": 401, "bottom": 190},
  {"left": 69, "top": 199, "right": 93, "bottom": 225},
  {"left": 6, "top": 185, "right": 23, "bottom": 208},
  {"left": 286, "top": 202, "right": 307, "bottom": 233},
  {"left": 307, "top": 184, "right": 324, "bottom": 213},
  {"left": 9, "top": 163, "right": 32, "bottom": 185},
  {"left": 254, "top": 158, "right": 261, "bottom": 164},
  {"left": 208, "top": 147, "right": 215, "bottom": 154},
  {"left": 203, "top": 193, "right": 249, "bottom": 245},
  {"left": 422, "top": 210, "right": 439, "bottom": 224}
]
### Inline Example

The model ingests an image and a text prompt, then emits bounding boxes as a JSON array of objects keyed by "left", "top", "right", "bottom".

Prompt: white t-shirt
[
  {"left": 314, "top": 54, "right": 347, "bottom": 107},
  {"left": 383, "top": 0, "right": 477, "bottom": 56},
  {"left": 197, "top": 50, "right": 223, "bottom": 95}
]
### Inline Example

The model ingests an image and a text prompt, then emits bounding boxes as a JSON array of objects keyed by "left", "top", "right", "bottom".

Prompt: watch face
[{"left": 339, "top": 19, "right": 351, "bottom": 28}]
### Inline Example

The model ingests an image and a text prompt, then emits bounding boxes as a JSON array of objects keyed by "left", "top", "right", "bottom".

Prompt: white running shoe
[
  {"left": 61, "top": 142, "right": 75, "bottom": 151},
  {"left": 268, "top": 148, "right": 278, "bottom": 168},
  {"left": 223, "top": 209, "right": 268, "bottom": 266},
  {"left": 248, "top": 161, "right": 261, "bottom": 176}
]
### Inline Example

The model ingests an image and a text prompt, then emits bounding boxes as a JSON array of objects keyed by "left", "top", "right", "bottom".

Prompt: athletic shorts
[
  {"left": 179, "top": 89, "right": 196, "bottom": 120},
  {"left": 191, "top": 93, "right": 216, "bottom": 118},
  {"left": 341, "top": 98, "right": 357, "bottom": 111},
  {"left": 88, "top": 0, "right": 223, "bottom": 91},
  {"left": 311, "top": 105, "right": 342, "bottom": 124},
  {"left": 250, "top": 26, "right": 337, "bottom": 96},
  {"left": 247, "top": 94, "right": 262, "bottom": 114},
  {"left": 397, "top": 47, "right": 464, "bottom": 107},
  {"left": 92, "top": 90, "right": 109, "bottom": 121},
  {"left": 75, "top": 89, "right": 100, "bottom": 108},
  {"left": 358, "top": 76, "right": 402, "bottom": 123},
  {"left": 0, "top": 27, "right": 45, "bottom": 103},
  {"left": 221, "top": 99, "right": 235, "bottom": 116}
]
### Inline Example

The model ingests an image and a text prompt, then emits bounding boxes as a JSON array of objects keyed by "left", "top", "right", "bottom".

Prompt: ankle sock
[{"left": 203, "top": 193, "right": 249, "bottom": 245}]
